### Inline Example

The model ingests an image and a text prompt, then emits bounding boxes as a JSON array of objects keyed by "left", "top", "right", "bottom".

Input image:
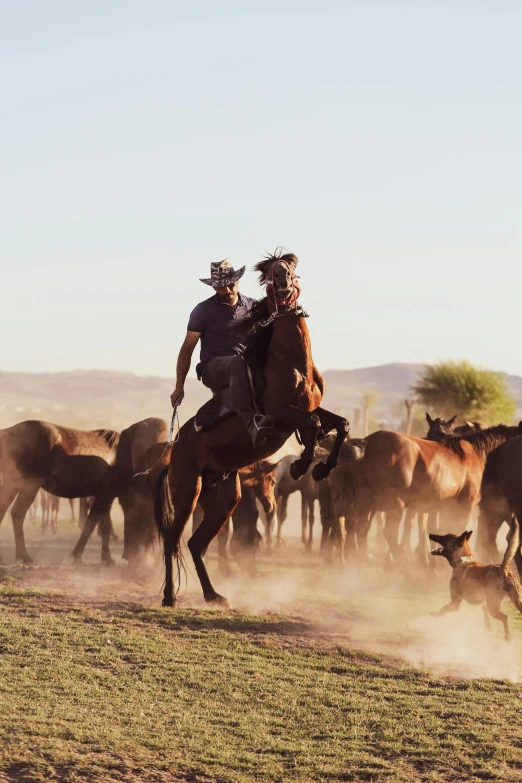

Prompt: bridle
[{"left": 259, "top": 260, "right": 308, "bottom": 328}]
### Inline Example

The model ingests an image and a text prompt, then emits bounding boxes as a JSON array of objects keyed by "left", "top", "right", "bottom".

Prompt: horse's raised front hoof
[
  {"left": 206, "top": 593, "right": 230, "bottom": 608},
  {"left": 312, "top": 461, "right": 330, "bottom": 482},
  {"left": 290, "top": 459, "right": 309, "bottom": 481}
]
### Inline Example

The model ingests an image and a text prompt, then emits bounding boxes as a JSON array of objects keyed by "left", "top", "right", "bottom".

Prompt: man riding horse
[
  {"left": 170, "top": 259, "right": 275, "bottom": 446},
  {"left": 158, "top": 250, "right": 350, "bottom": 608}
]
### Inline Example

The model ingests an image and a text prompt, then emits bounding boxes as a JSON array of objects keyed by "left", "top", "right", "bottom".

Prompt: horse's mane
[
  {"left": 240, "top": 298, "right": 274, "bottom": 369},
  {"left": 254, "top": 247, "right": 299, "bottom": 285},
  {"left": 93, "top": 429, "right": 120, "bottom": 449},
  {"left": 441, "top": 424, "right": 521, "bottom": 458}
]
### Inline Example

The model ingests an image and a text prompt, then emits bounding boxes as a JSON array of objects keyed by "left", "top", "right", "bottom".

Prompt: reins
[
  {"left": 133, "top": 403, "right": 180, "bottom": 478},
  {"left": 258, "top": 304, "right": 309, "bottom": 328}
]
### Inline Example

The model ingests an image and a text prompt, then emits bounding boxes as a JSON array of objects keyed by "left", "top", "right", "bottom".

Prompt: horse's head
[
  {"left": 425, "top": 413, "right": 484, "bottom": 441},
  {"left": 254, "top": 248, "right": 300, "bottom": 310},
  {"left": 425, "top": 413, "right": 457, "bottom": 440}
]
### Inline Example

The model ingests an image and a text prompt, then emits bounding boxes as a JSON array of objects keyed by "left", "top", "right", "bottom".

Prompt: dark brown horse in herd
[
  {"left": 0, "top": 417, "right": 168, "bottom": 564},
  {"left": 154, "top": 251, "right": 349, "bottom": 607}
]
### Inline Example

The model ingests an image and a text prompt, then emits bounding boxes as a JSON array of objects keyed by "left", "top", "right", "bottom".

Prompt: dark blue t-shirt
[{"left": 187, "top": 293, "right": 254, "bottom": 374}]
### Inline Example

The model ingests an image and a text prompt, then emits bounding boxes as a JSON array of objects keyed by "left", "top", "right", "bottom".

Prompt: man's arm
[{"left": 170, "top": 331, "right": 201, "bottom": 407}]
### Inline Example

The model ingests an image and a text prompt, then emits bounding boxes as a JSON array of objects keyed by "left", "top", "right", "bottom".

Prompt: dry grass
[{"left": 1, "top": 542, "right": 522, "bottom": 783}]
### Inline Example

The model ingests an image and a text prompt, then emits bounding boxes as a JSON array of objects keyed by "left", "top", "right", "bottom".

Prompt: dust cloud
[{"left": 2, "top": 504, "right": 521, "bottom": 683}]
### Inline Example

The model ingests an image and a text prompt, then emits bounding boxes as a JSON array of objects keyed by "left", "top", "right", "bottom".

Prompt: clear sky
[{"left": 2, "top": 1, "right": 521, "bottom": 378}]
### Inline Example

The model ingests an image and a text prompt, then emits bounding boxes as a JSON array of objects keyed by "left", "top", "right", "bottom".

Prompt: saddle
[{"left": 194, "top": 356, "right": 265, "bottom": 433}]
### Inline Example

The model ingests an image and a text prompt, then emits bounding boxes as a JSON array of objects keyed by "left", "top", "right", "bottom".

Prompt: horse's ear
[
  {"left": 426, "top": 413, "right": 433, "bottom": 425},
  {"left": 448, "top": 415, "right": 457, "bottom": 425},
  {"left": 518, "top": 421, "right": 522, "bottom": 433},
  {"left": 464, "top": 420, "right": 473, "bottom": 427},
  {"left": 464, "top": 530, "right": 473, "bottom": 541}
]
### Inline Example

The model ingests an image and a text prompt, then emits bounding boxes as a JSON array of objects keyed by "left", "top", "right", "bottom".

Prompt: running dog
[{"left": 429, "top": 519, "right": 522, "bottom": 642}]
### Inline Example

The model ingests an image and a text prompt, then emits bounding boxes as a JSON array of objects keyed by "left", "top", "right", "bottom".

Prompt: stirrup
[
  {"left": 248, "top": 414, "right": 274, "bottom": 448},
  {"left": 253, "top": 414, "right": 274, "bottom": 432}
]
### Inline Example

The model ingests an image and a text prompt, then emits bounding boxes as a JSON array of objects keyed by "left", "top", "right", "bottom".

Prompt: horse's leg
[
  {"left": 318, "top": 479, "right": 335, "bottom": 560},
  {"left": 192, "top": 503, "right": 204, "bottom": 536},
  {"left": 41, "top": 492, "right": 49, "bottom": 535},
  {"left": 276, "top": 492, "right": 289, "bottom": 546},
  {"left": 253, "top": 482, "right": 275, "bottom": 554},
  {"left": 300, "top": 493, "right": 308, "bottom": 546},
  {"left": 477, "top": 509, "right": 502, "bottom": 564},
  {"left": 230, "top": 486, "right": 260, "bottom": 576},
  {"left": 51, "top": 497, "right": 59, "bottom": 534},
  {"left": 0, "top": 483, "right": 19, "bottom": 563},
  {"left": 356, "top": 508, "right": 372, "bottom": 560},
  {"left": 272, "top": 406, "right": 322, "bottom": 479},
  {"left": 416, "top": 512, "right": 431, "bottom": 566},
  {"left": 11, "top": 482, "right": 41, "bottom": 563},
  {"left": 188, "top": 472, "right": 241, "bottom": 604},
  {"left": 78, "top": 497, "right": 88, "bottom": 531},
  {"left": 69, "top": 498, "right": 75, "bottom": 524},
  {"left": 344, "top": 508, "right": 357, "bottom": 563},
  {"left": 71, "top": 495, "right": 114, "bottom": 564},
  {"left": 217, "top": 518, "right": 232, "bottom": 577},
  {"left": 382, "top": 499, "right": 406, "bottom": 564},
  {"left": 98, "top": 512, "right": 115, "bottom": 565},
  {"left": 399, "top": 508, "right": 415, "bottom": 555},
  {"left": 310, "top": 408, "right": 350, "bottom": 481},
  {"left": 307, "top": 496, "right": 315, "bottom": 552}
]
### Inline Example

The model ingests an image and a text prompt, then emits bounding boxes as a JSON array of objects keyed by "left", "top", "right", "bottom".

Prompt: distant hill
[{"left": 1, "top": 363, "right": 521, "bottom": 431}]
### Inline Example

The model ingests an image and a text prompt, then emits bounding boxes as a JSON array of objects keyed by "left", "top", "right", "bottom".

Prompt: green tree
[{"left": 413, "top": 360, "right": 516, "bottom": 425}]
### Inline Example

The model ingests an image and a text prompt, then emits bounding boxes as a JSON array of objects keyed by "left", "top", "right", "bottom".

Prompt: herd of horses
[
  {"left": 1, "top": 252, "right": 521, "bottom": 610},
  {"left": 0, "top": 411, "right": 521, "bottom": 587}
]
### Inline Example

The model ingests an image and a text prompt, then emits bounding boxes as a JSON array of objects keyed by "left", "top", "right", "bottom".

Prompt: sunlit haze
[{"left": 2, "top": 1, "right": 522, "bottom": 377}]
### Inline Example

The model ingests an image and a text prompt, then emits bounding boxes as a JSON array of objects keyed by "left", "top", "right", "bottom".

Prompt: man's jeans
[{"left": 201, "top": 355, "right": 255, "bottom": 428}]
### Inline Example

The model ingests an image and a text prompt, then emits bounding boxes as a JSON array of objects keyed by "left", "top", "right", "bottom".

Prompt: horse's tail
[
  {"left": 154, "top": 466, "right": 174, "bottom": 540},
  {"left": 502, "top": 516, "right": 520, "bottom": 576},
  {"left": 341, "top": 438, "right": 367, "bottom": 462},
  {"left": 154, "top": 465, "right": 187, "bottom": 598}
]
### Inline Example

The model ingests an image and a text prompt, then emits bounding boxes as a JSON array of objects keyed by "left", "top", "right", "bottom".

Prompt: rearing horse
[{"left": 155, "top": 250, "right": 349, "bottom": 607}]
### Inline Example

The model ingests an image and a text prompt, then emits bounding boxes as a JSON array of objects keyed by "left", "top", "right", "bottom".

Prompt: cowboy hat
[{"left": 200, "top": 259, "right": 246, "bottom": 287}]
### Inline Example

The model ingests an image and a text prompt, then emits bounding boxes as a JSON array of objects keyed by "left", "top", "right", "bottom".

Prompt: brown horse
[
  {"left": 398, "top": 415, "right": 485, "bottom": 556},
  {"left": 477, "top": 436, "right": 522, "bottom": 577},
  {"left": 155, "top": 251, "right": 349, "bottom": 607},
  {"left": 71, "top": 417, "right": 169, "bottom": 564},
  {"left": 0, "top": 421, "right": 120, "bottom": 563},
  {"left": 334, "top": 424, "right": 521, "bottom": 566},
  {"left": 0, "top": 417, "right": 168, "bottom": 564}
]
